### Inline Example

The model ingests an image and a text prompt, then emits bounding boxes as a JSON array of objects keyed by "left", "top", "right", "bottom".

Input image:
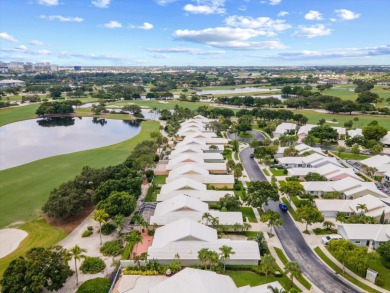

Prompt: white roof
[
  {"left": 157, "top": 191, "right": 234, "bottom": 202},
  {"left": 332, "top": 126, "right": 346, "bottom": 135},
  {"left": 298, "top": 124, "right": 317, "bottom": 135},
  {"left": 149, "top": 268, "right": 238, "bottom": 293},
  {"left": 148, "top": 219, "right": 260, "bottom": 261},
  {"left": 169, "top": 154, "right": 204, "bottom": 166},
  {"left": 0, "top": 79, "right": 25, "bottom": 83},
  {"left": 153, "top": 194, "right": 208, "bottom": 216},
  {"left": 160, "top": 177, "right": 206, "bottom": 194},
  {"left": 169, "top": 164, "right": 209, "bottom": 177},
  {"left": 278, "top": 153, "right": 341, "bottom": 168},
  {"left": 169, "top": 151, "right": 223, "bottom": 161},
  {"left": 338, "top": 224, "right": 390, "bottom": 242},
  {"left": 167, "top": 174, "right": 234, "bottom": 185},
  {"left": 347, "top": 128, "right": 363, "bottom": 138},
  {"left": 166, "top": 162, "right": 227, "bottom": 172},
  {"left": 182, "top": 137, "right": 228, "bottom": 145},
  {"left": 360, "top": 155, "right": 390, "bottom": 173},
  {"left": 302, "top": 181, "right": 334, "bottom": 192},
  {"left": 170, "top": 145, "right": 204, "bottom": 155},
  {"left": 278, "top": 144, "right": 324, "bottom": 157},
  {"left": 381, "top": 132, "right": 390, "bottom": 144},
  {"left": 176, "top": 138, "right": 207, "bottom": 148},
  {"left": 274, "top": 122, "right": 297, "bottom": 134},
  {"left": 288, "top": 164, "right": 362, "bottom": 181},
  {"left": 185, "top": 132, "right": 218, "bottom": 140}
]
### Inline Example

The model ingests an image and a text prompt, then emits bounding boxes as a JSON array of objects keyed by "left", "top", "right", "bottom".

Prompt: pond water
[
  {"left": 196, "top": 87, "right": 278, "bottom": 95},
  {"left": 0, "top": 117, "right": 141, "bottom": 170}
]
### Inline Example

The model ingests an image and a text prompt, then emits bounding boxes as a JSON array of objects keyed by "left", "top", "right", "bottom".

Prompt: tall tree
[
  {"left": 296, "top": 205, "right": 324, "bottom": 231},
  {"left": 246, "top": 181, "right": 279, "bottom": 209},
  {"left": 69, "top": 245, "right": 87, "bottom": 285},
  {"left": 261, "top": 254, "right": 277, "bottom": 281},
  {"left": 219, "top": 246, "right": 235, "bottom": 272},
  {"left": 285, "top": 261, "right": 302, "bottom": 287},
  {"left": 92, "top": 209, "right": 109, "bottom": 245},
  {"left": 260, "top": 210, "right": 283, "bottom": 234}
]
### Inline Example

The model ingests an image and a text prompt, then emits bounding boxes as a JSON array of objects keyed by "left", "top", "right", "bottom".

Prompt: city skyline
[{"left": 0, "top": 0, "right": 389, "bottom": 66}]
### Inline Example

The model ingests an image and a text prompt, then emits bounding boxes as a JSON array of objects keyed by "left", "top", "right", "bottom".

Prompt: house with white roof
[
  {"left": 166, "top": 162, "right": 227, "bottom": 173},
  {"left": 160, "top": 177, "right": 206, "bottom": 195},
  {"left": 181, "top": 136, "right": 229, "bottom": 146},
  {"left": 167, "top": 165, "right": 234, "bottom": 188},
  {"left": 275, "top": 143, "right": 325, "bottom": 158},
  {"left": 272, "top": 122, "right": 297, "bottom": 138},
  {"left": 157, "top": 191, "right": 233, "bottom": 203},
  {"left": 185, "top": 132, "right": 218, "bottom": 140},
  {"left": 347, "top": 128, "right": 363, "bottom": 139},
  {"left": 315, "top": 194, "right": 390, "bottom": 221},
  {"left": 148, "top": 268, "right": 282, "bottom": 293},
  {"left": 177, "top": 128, "right": 206, "bottom": 137},
  {"left": 277, "top": 153, "right": 342, "bottom": 169},
  {"left": 169, "top": 151, "right": 223, "bottom": 161},
  {"left": 175, "top": 138, "right": 225, "bottom": 151},
  {"left": 150, "top": 194, "right": 243, "bottom": 226},
  {"left": 360, "top": 155, "right": 390, "bottom": 175},
  {"left": 337, "top": 224, "right": 390, "bottom": 249},
  {"left": 297, "top": 124, "right": 317, "bottom": 141},
  {"left": 147, "top": 218, "right": 261, "bottom": 265},
  {"left": 381, "top": 131, "right": 390, "bottom": 147},
  {"left": 288, "top": 164, "right": 363, "bottom": 181},
  {"left": 301, "top": 177, "right": 388, "bottom": 199}
]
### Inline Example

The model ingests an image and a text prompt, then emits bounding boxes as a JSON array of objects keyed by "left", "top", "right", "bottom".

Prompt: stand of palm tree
[
  {"left": 219, "top": 246, "right": 235, "bottom": 272},
  {"left": 92, "top": 209, "right": 109, "bottom": 245},
  {"left": 284, "top": 261, "right": 302, "bottom": 287},
  {"left": 68, "top": 245, "right": 87, "bottom": 285}
]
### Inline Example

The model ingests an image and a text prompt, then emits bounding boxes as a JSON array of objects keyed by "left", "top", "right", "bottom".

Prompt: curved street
[{"left": 240, "top": 147, "right": 361, "bottom": 293}]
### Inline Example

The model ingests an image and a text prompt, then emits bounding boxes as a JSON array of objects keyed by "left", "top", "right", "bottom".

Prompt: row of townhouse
[
  {"left": 145, "top": 115, "right": 261, "bottom": 267},
  {"left": 275, "top": 142, "right": 390, "bottom": 250}
]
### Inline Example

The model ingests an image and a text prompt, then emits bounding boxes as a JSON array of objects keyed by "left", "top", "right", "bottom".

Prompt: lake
[
  {"left": 0, "top": 117, "right": 141, "bottom": 170},
  {"left": 196, "top": 87, "right": 279, "bottom": 95}
]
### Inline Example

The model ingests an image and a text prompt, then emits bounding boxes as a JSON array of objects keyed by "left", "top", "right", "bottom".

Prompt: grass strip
[
  {"left": 240, "top": 207, "right": 257, "bottom": 223},
  {"left": 262, "top": 169, "right": 270, "bottom": 176},
  {"left": 313, "top": 247, "right": 381, "bottom": 293},
  {"left": 274, "top": 248, "right": 312, "bottom": 290},
  {"left": 281, "top": 198, "right": 298, "bottom": 221}
]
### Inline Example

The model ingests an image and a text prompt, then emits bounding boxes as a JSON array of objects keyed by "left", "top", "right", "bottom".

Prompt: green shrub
[
  {"left": 123, "top": 269, "right": 159, "bottom": 275},
  {"left": 101, "top": 223, "right": 116, "bottom": 235},
  {"left": 100, "top": 240, "right": 123, "bottom": 256},
  {"left": 234, "top": 184, "right": 241, "bottom": 191},
  {"left": 87, "top": 226, "right": 93, "bottom": 231},
  {"left": 82, "top": 229, "right": 93, "bottom": 238},
  {"left": 375, "top": 277, "right": 384, "bottom": 287},
  {"left": 76, "top": 278, "right": 110, "bottom": 293},
  {"left": 80, "top": 257, "right": 106, "bottom": 274}
]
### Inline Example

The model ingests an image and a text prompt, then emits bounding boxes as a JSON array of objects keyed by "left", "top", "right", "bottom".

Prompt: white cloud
[
  {"left": 40, "top": 15, "right": 83, "bottom": 22},
  {"left": 278, "top": 11, "right": 289, "bottom": 17},
  {"left": 173, "top": 27, "right": 286, "bottom": 50},
  {"left": 269, "top": 0, "right": 281, "bottom": 5},
  {"left": 224, "top": 15, "right": 291, "bottom": 34},
  {"left": 15, "top": 45, "right": 28, "bottom": 51},
  {"left": 0, "top": 32, "right": 18, "bottom": 43},
  {"left": 150, "top": 53, "right": 169, "bottom": 59},
  {"left": 128, "top": 22, "right": 154, "bottom": 30},
  {"left": 103, "top": 21, "right": 122, "bottom": 29},
  {"left": 91, "top": 0, "right": 111, "bottom": 8},
  {"left": 155, "top": 0, "right": 178, "bottom": 5},
  {"left": 292, "top": 24, "right": 331, "bottom": 38},
  {"left": 304, "top": 10, "right": 323, "bottom": 21},
  {"left": 330, "top": 18, "right": 337, "bottom": 22},
  {"left": 146, "top": 47, "right": 225, "bottom": 55},
  {"left": 335, "top": 9, "right": 360, "bottom": 20},
  {"left": 37, "top": 0, "right": 59, "bottom": 6},
  {"left": 250, "top": 45, "right": 390, "bottom": 60},
  {"left": 29, "top": 40, "right": 44, "bottom": 46},
  {"left": 183, "top": 0, "right": 226, "bottom": 15},
  {"left": 238, "top": 6, "right": 246, "bottom": 11},
  {"left": 37, "top": 50, "right": 51, "bottom": 55}
]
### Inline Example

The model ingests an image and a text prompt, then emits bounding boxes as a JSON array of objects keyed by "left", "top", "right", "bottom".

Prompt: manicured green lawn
[
  {"left": 107, "top": 99, "right": 211, "bottom": 111},
  {"left": 274, "top": 247, "right": 312, "bottom": 290},
  {"left": 290, "top": 109, "right": 390, "bottom": 130},
  {"left": 320, "top": 86, "right": 358, "bottom": 101},
  {"left": 234, "top": 180, "right": 245, "bottom": 199},
  {"left": 330, "top": 151, "right": 370, "bottom": 161},
  {"left": 0, "top": 121, "right": 159, "bottom": 228},
  {"left": 0, "top": 219, "right": 66, "bottom": 277},
  {"left": 270, "top": 168, "right": 286, "bottom": 176},
  {"left": 314, "top": 247, "right": 382, "bottom": 293},
  {"left": 225, "top": 270, "right": 290, "bottom": 289},
  {"left": 239, "top": 132, "right": 253, "bottom": 139},
  {"left": 154, "top": 175, "right": 167, "bottom": 185},
  {"left": 263, "top": 169, "right": 270, "bottom": 176},
  {"left": 240, "top": 207, "right": 257, "bottom": 223},
  {"left": 0, "top": 104, "right": 39, "bottom": 126}
]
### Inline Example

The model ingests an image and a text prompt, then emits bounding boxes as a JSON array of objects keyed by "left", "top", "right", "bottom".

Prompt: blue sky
[{"left": 0, "top": 0, "right": 389, "bottom": 66}]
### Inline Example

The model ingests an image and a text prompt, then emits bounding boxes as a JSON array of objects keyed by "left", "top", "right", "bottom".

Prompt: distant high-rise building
[{"left": 74, "top": 66, "right": 81, "bottom": 71}]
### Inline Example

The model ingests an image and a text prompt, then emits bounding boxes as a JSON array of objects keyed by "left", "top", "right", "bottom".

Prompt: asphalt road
[
  {"left": 227, "top": 130, "right": 265, "bottom": 143},
  {"left": 240, "top": 147, "right": 361, "bottom": 293}
]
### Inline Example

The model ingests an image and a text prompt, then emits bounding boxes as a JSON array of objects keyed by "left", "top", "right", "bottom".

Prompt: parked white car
[{"left": 322, "top": 235, "right": 343, "bottom": 245}]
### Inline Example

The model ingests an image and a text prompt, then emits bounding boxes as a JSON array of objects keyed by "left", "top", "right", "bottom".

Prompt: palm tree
[
  {"left": 267, "top": 285, "right": 288, "bottom": 293},
  {"left": 92, "top": 209, "right": 109, "bottom": 245},
  {"left": 219, "top": 246, "right": 235, "bottom": 272},
  {"left": 125, "top": 232, "right": 143, "bottom": 258},
  {"left": 113, "top": 214, "right": 125, "bottom": 237},
  {"left": 285, "top": 261, "right": 302, "bottom": 287},
  {"left": 356, "top": 203, "right": 368, "bottom": 216},
  {"left": 198, "top": 248, "right": 210, "bottom": 270},
  {"left": 261, "top": 254, "right": 277, "bottom": 281},
  {"left": 323, "top": 220, "right": 335, "bottom": 230},
  {"left": 69, "top": 245, "right": 87, "bottom": 285}
]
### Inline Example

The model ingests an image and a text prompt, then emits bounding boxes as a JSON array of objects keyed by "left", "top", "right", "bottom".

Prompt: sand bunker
[{"left": 0, "top": 228, "right": 28, "bottom": 258}]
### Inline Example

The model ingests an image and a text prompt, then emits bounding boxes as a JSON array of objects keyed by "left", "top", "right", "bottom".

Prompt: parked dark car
[
  {"left": 250, "top": 153, "right": 255, "bottom": 158},
  {"left": 279, "top": 203, "right": 288, "bottom": 212}
]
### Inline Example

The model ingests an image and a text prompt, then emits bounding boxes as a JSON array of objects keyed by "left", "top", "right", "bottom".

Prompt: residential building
[
  {"left": 147, "top": 218, "right": 261, "bottom": 265},
  {"left": 150, "top": 194, "right": 243, "bottom": 226},
  {"left": 288, "top": 164, "right": 362, "bottom": 181},
  {"left": 272, "top": 122, "right": 297, "bottom": 138},
  {"left": 315, "top": 194, "right": 390, "bottom": 221},
  {"left": 360, "top": 155, "right": 390, "bottom": 175},
  {"left": 277, "top": 153, "right": 342, "bottom": 169},
  {"left": 275, "top": 143, "right": 325, "bottom": 158},
  {"left": 381, "top": 132, "right": 390, "bottom": 147},
  {"left": 338, "top": 224, "right": 390, "bottom": 249},
  {"left": 0, "top": 79, "right": 26, "bottom": 88},
  {"left": 301, "top": 177, "right": 388, "bottom": 199},
  {"left": 347, "top": 128, "right": 363, "bottom": 139},
  {"left": 297, "top": 124, "right": 317, "bottom": 141}
]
